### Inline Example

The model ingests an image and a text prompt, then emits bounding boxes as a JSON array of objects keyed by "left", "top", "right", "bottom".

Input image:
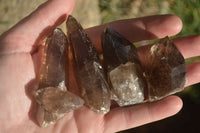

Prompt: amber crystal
[
  {"left": 146, "top": 36, "right": 187, "bottom": 101},
  {"left": 102, "top": 26, "right": 145, "bottom": 106},
  {"left": 66, "top": 15, "right": 110, "bottom": 113},
  {"left": 35, "top": 28, "right": 84, "bottom": 128}
]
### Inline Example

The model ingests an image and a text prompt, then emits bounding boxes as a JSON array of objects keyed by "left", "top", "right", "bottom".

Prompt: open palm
[{"left": 0, "top": 0, "right": 199, "bottom": 133}]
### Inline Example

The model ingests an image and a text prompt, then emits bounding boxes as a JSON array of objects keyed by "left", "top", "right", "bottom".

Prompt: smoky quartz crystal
[
  {"left": 145, "top": 36, "right": 187, "bottom": 101},
  {"left": 35, "top": 15, "right": 188, "bottom": 127},
  {"left": 35, "top": 28, "right": 84, "bottom": 128},
  {"left": 102, "top": 26, "right": 145, "bottom": 106},
  {"left": 66, "top": 15, "right": 111, "bottom": 113}
]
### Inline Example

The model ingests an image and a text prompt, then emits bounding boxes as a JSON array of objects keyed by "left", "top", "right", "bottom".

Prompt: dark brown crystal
[
  {"left": 102, "top": 26, "right": 145, "bottom": 106},
  {"left": 35, "top": 28, "right": 84, "bottom": 128},
  {"left": 145, "top": 36, "right": 187, "bottom": 101},
  {"left": 66, "top": 15, "right": 110, "bottom": 113}
]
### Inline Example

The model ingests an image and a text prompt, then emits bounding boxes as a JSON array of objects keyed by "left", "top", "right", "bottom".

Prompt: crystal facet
[
  {"left": 66, "top": 15, "right": 110, "bottom": 113},
  {"left": 35, "top": 28, "right": 84, "bottom": 128},
  {"left": 102, "top": 27, "right": 145, "bottom": 106},
  {"left": 145, "top": 36, "right": 187, "bottom": 101}
]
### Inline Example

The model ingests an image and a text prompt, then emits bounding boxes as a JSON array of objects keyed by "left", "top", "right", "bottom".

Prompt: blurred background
[{"left": 0, "top": 0, "right": 200, "bottom": 132}]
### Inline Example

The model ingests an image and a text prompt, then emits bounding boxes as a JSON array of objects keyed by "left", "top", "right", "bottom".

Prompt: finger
[
  {"left": 186, "top": 62, "right": 200, "bottom": 87},
  {"left": 86, "top": 14, "right": 182, "bottom": 52},
  {"left": 104, "top": 96, "right": 182, "bottom": 133},
  {"left": 0, "top": 0, "right": 76, "bottom": 54},
  {"left": 174, "top": 35, "right": 200, "bottom": 58}
]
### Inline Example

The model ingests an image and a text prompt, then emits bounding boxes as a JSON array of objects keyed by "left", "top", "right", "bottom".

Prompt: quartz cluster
[{"left": 35, "top": 15, "right": 187, "bottom": 128}]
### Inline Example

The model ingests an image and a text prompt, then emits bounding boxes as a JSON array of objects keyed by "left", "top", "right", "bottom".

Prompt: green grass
[
  {"left": 169, "top": 0, "right": 200, "bottom": 37},
  {"left": 0, "top": 21, "right": 10, "bottom": 25}
]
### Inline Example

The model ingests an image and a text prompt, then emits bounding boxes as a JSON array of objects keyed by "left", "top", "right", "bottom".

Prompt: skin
[{"left": 0, "top": 0, "right": 199, "bottom": 133}]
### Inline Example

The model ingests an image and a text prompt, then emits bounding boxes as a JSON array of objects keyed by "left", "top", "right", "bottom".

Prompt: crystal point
[
  {"left": 39, "top": 28, "right": 66, "bottom": 88},
  {"left": 66, "top": 15, "right": 110, "bottom": 113},
  {"left": 146, "top": 36, "right": 187, "bottom": 101},
  {"left": 102, "top": 26, "right": 145, "bottom": 106},
  {"left": 36, "top": 28, "right": 84, "bottom": 128}
]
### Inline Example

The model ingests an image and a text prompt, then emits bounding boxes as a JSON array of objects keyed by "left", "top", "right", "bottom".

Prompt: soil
[{"left": 0, "top": 0, "right": 100, "bottom": 35}]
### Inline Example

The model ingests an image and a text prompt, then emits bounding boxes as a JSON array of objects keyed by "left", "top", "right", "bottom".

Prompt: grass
[
  {"left": 0, "top": 21, "right": 10, "bottom": 25},
  {"left": 169, "top": 0, "right": 200, "bottom": 37}
]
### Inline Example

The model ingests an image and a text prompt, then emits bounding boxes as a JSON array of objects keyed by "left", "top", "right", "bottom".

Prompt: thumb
[{"left": 0, "top": 0, "right": 76, "bottom": 54}]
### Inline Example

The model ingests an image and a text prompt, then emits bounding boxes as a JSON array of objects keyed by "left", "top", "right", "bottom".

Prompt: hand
[{"left": 0, "top": 0, "right": 199, "bottom": 133}]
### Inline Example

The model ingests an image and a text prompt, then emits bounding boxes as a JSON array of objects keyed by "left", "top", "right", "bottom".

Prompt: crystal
[
  {"left": 66, "top": 15, "right": 111, "bottom": 114},
  {"left": 35, "top": 28, "right": 84, "bottom": 128},
  {"left": 145, "top": 36, "right": 187, "bottom": 101},
  {"left": 102, "top": 26, "right": 145, "bottom": 106}
]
